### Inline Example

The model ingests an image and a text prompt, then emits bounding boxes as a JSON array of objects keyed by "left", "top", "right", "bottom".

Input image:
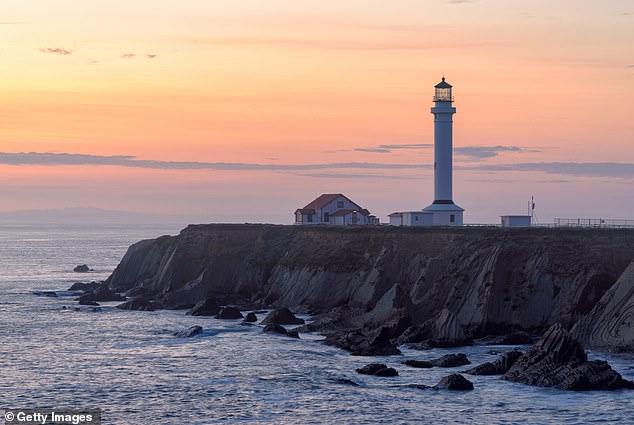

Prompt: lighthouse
[{"left": 422, "top": 77, "right": 464, "bottom": 225}]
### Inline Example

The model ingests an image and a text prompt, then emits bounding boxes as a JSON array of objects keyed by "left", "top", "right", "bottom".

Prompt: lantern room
[{"left": 433, "top": 77, "right": 453, "bottom": 102}]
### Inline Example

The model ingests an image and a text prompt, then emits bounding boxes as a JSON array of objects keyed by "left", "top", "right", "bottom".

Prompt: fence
[{"left": 553, "top": 218, "right": 634, "bottom": 229}]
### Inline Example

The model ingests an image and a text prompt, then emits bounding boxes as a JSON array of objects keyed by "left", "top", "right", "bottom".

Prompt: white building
[
  {"left": 294, "top": 194, "right": 378, "bottom": 225},
  {"left": 388, "top": 211, "right": 433, "bottom": 226},
  {"left": 501, "top": 215, "right": 532, "bottom": 227},
  {"left": 390, "top": 77, "right": 465, "bottom": 226}
]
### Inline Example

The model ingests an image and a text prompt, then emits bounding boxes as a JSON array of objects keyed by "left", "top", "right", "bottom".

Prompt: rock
[
  {"left": 398, "top": 310, "right": 472, "bottom": 348},
  {"left": 503, "top": 324, "right": 634, "bottom": 390},
  {"left": 401, "top": 360, "right": 433, "bottom": 369},
  {"left": 332, "top": 378, "right": 360, "bottom": 387},
  {"left": 215, "top": 306, "right": 243, "bottom": 319},
  {"left": 465, "top": 350, "right": 523, "bottom": 375},
  {"left": 73, "top": 264, "right": 92, "bottom": 273},
  {"left": 572, "top": 261, "right": 634, "bottom": 352},
  {"left": 79, "top": 300, "right": 100, "bottom": 306},
  {"left": 68, "top": 281, "right": 101, "bottom": 292},
  {"left": 409, "top": 339, "right": 473, "bottom": 350},
  {"left": 261, "top": 308, "right": 305, "bottom": 325},
  {"left": 325, "top": 326, "right": 401, "bottom": 356},
  {"left": 398, "top": 384, "right": 431, "bottom": 390},
  {"left": 356, "top": 363, "right": 398, "bottom": 377},
  {"left": 434, "top": 374, "right": 474, "bottom": 390},
  {"left": 263, "top": 323, "right": 287, "bottom": 335},
  {"left": 188, "top": 296, "right": 221, "bottom": 316},
  {"left": 430, "top": 353, "right": 470, "bottom": 368},
  {"left": 174, "top": 325, "right": 203, "bottom": 338},
  {"left": 500, "top": 332, "right": 533, "bottom": 345},
  {"left": 243, "top": 312, "right": 258, "bottom": 322},
  {"left": 374, "top": 367, "right": 398, "bottom": 377},
  {"left": 78, "top": 284, "right": 126, "bottom": 303},
  {"left": 401, "top": 354, "right": 470, "bottom": 368},
  {"left": 356, "top": 363, "right": 388, "bottom": 375},
  {"left": 116, "top": 299, "right": 157, "bottom": 311},
  {"left": 477, "top": 332, "right": 533, "bottom": 345},
  {"left": 32, "top": 291, "right": 58, "bottom": 297}
]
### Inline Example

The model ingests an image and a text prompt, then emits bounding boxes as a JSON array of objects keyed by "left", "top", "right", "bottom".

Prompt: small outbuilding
[
  {"left": 388, "top": 211, "right": 433, "bottom": 227},
  {"left": 501, "top": 215, "right": 532, "bottom": 227}
]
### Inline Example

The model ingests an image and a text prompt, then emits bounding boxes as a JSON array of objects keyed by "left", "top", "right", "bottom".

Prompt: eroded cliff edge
[{"left": 105, "top": 224, "right": 634, "bottom": 352}]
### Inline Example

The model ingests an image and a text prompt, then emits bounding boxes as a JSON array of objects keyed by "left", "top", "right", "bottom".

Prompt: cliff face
[
  {"left": 572, "top": 261, "right": 634, "bottom": 351},
  {"left": 106, "top": 224, "right": 634, "bottom": 349}
]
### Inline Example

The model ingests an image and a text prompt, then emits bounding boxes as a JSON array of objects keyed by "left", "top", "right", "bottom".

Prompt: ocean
[{"left": 0, "top": 224, "right": 632, "bottom": 424}]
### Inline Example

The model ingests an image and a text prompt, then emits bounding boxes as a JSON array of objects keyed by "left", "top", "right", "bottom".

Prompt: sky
[{"left": 1, "top": 0, "right": 633, "bottom": 224}]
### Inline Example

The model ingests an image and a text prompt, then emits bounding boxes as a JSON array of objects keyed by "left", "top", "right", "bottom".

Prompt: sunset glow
[{"left": 1, "top": 1, "right": 633, "bottom": 223}]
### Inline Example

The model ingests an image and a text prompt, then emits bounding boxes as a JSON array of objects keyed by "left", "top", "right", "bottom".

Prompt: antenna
[{"left": 530, "top": 195, "right": 539, "bottom": 225}]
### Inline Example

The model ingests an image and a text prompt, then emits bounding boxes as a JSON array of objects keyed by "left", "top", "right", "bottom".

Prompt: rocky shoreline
[{"left": 69, "top": 224, "right": 634, "bottom": 391}]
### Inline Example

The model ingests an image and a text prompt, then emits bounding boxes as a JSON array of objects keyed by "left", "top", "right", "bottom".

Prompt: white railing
[{"left": 553, "top": 218, "right": 634, "bottom": 229}]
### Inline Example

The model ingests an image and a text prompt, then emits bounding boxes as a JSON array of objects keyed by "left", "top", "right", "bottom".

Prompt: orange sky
[{"left": 1, "top": 1, "right": 633, "bottom": 223}]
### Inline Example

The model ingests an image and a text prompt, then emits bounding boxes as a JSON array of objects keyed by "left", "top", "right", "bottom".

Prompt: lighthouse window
[
  {"left": 450, "top": 214, "right": 455, "bottom": 223},
  {"left": 435, "top": 88, "right": 451, "bottom": 101}
]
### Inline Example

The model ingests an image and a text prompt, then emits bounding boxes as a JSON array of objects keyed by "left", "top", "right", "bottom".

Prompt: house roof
[
  {"left": 303, "top": 193, "right": 359, "bottom": 210},
  {"left": 331, "top": 209, "right": 369, "bottom": 217}
]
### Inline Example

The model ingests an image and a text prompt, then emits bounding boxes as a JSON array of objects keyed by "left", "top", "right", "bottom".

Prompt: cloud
[
  {"left": 39, "top": 47, "right": 72, "bottom": 55},
  {"left": 473, "top": 162, "right": 634, "bottom": 179},
  {"left": 354, "top": 143, "right": 433, "bottom": 153},
  {"left": 0, "top": 152, "right": 430, "bottom": 171},
  {"left": 354, "top": 148, "right": 391, "bottom": 153},
  {"left": 298, "top": 173, "right": 419, "bottom": 180},
  {"left": 4, "top": 152, "right": 631, "bottom": 179},
  {"left": 455, "top": 146, "right": 523, "bottom": 159},
  {"left": 121, "top": 53, "right": 157, "bottom": 59},
  {"left": 353, "top": 143, "right": 527, "bottom": 159}
]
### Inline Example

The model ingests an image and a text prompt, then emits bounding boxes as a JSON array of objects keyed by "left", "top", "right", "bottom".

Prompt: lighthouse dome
[{"left": 434, "top": 77, "right": 452, "bottom": 88}]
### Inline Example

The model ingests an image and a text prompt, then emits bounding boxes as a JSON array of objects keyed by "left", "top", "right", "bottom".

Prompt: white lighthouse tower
[{"left": 422, "top": 77, "right": 464, "bottom": 225}]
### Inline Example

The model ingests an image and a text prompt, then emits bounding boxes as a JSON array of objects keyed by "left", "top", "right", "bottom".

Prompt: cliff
[
  {"left": 105, "top": 224, "right": 634, "bottom": 351},
  {"left": 572, "top": 261, "right": 634, "bottom": 352}
]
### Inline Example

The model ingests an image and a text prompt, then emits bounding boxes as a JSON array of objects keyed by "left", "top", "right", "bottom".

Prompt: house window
[
  {"left": 324, "top": 212, "right": 329, "bottom": 222},
  {"left": 450, "top": 214, "right": 455, "bottom": 223},
  {"left": 307, "top": 214, "right": 313, "bottom": 223},
  {"left": 337, "top": 201, "right": 344, "bottom": 208}
]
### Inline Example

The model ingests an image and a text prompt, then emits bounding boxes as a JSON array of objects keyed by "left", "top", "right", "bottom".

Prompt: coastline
[{"left": 101, "top": 224, "right": 634, "bottom": 354}]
